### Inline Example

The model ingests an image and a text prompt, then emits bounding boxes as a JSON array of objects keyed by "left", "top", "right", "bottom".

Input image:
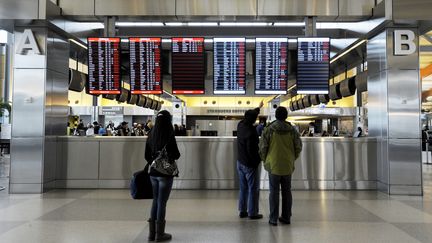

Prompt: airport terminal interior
[{"left": 2, "top": 0, "right": 432, "bottom": 242}]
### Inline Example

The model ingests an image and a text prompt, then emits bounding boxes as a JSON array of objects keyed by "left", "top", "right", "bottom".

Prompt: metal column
[
  {"left": 367, "top": 28, "right": 422, "bottom": 195},
  {"left": 9, "top": 26, "right": 69, "bottom": 193}
]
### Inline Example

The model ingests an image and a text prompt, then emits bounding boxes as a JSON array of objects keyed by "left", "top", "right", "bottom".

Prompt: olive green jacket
[{"left": 259, "top": 120, "right": 302, "bottom": 176}]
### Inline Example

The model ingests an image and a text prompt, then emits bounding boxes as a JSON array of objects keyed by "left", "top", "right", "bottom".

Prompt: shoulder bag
[{"left": 149, "top": 144, "right": 179, "bottom": 176}]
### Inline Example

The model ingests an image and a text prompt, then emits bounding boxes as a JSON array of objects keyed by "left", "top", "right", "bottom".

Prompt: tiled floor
[{"left": 0, "top": 165, "right": 431, "bottom": 243}]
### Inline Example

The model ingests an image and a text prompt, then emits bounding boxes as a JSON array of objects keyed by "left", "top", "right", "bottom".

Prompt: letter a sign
[
  {"left": 394, "top": 30, "right": 416, "bottom": 56},
  {"left": 16, "top": 29, "right": 41, "bottom": 55}
]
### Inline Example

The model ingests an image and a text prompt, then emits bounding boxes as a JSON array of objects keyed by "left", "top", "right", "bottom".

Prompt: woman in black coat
[{"left": 145, "top": 110, "right": 180, "bottom": 242}]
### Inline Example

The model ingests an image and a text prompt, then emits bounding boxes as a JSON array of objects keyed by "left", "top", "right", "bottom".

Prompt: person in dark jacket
[
  {"left": 236, "top": 101, "right": 264, "bottom": 220},
  {"left": 145, "top": 110, "right": 180, "bottom": 242}
]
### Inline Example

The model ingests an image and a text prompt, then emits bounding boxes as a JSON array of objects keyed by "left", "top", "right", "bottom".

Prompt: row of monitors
[
  {"left": 103, "top": 89, "right": 162, "bottom": 111},
  {"left": 87, "top": 37, "right": 330, "bottom": 96}
]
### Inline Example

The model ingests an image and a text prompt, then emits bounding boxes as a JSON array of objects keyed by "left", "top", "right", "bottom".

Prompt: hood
[
  {"left": 243, "top": 109, "right": 259, "bottom": 125},
  {"left": 268, "top": 120, "right": 295, "bottom": 134}
]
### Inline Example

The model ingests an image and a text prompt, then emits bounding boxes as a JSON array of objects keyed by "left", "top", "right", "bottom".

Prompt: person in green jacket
[{"left": 259, "top": 106, "right": 302, "bottom": 226}]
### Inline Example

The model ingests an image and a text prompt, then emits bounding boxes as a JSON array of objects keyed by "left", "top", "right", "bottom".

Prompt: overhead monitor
[
  {"left": 87, "top": 37, "right": 121, "bottom": 95},
  {"left": 255, "top": 38, "right": 288, "bottom": 95},
  {"left": 171, "top": 37, "right": 205, "bottom": 94},
  {"left": 129, "top": 37, "right": 162, "bottom": 94},
  {"left": 213, "top": 38, "right": 246, "bottom": 94},
  {"left": 297, "top": 37, "right": 330, "bottom": 94}
]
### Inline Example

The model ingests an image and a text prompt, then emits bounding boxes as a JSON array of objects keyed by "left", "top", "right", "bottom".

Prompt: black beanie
[{"left": 275, "top": 106, "right": 288, "bottom": 121}]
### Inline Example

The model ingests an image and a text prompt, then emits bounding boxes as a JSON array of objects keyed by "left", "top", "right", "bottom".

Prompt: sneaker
[
  {"left": 268, "top": 221, "right": 277, "bottom": 226},
  {"left": 278, "top": 217, "right": 291, "bottom": 224},
  {"left": 239, "top": 212, "right": 248, "bottom": 218},
  {"left": 249, "top": 214, "right": 263, "bottom": 220}
]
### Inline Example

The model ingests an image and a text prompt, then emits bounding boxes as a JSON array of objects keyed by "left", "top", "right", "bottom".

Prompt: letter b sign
[{"left": 394, "top": 30, "right": 416, "bottom": 56}]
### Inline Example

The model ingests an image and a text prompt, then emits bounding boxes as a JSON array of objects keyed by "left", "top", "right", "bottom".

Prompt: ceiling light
[
  {"left": 220, "top": 22, "right": 270, "bottom": 27},
  {"left": 273, "top": 22, "right": 305, "bottom": 27},
  {"left": 330, "top": 39, "right": 367, "bottom": 64},
  {"left": 116, "top": 22, "right": 164, "bottom": 27},
  {"left": 187, "top": 22, "right": 218, "bottom": 26},
  {"left": 165, "top": 22, "right": 183, "bottom": 26},
  {"left": 69, "top": 39, "right": 87, "bottom": 49}
]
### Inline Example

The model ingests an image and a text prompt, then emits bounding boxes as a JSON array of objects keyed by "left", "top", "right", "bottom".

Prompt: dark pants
[
  {"left": 237, "top": 161, "right": 260, "bottom": 216},
  {"left": 150, "top": 176, "right": 173, "bottom": 221},
  {"left": 269, "top": 174, "right": 292, "bottom": 223}
]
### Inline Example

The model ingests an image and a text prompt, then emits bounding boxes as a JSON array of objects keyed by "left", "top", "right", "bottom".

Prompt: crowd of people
[
  {"left": 71, "top": 119, "right": 155, "bottom": 136},
  {"left": 70, "top": 119, "right": 189, "bottom": 137}
]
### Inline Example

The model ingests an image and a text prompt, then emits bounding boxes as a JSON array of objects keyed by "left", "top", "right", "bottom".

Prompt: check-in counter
[{"left": 55, "top": 136, "right": 377, "bottom": 190}]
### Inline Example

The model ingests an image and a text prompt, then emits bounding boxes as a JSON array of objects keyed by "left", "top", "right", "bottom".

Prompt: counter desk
[{"left": 55, "top": 136, "right": 377, "bottom": 190}]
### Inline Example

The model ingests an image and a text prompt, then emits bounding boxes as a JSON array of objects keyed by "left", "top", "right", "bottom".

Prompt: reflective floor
[{"left": 0, "top": 165, "right": 430, "bottom": 243}]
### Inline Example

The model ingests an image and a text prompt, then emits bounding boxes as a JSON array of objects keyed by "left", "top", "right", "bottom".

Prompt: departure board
[
  {"left": 171, "top": 37, "right": 205, "bottom": 94},
  {"left": 297, "top": 38, "right": 330, "bottom": 94},
  {"left": 255, "top": 38, "right": 288, "bottom": 94},
  {"left": 129, "top": 38, "right": 162, "bottom": 94},
  {"left": 87, "top": 37, "right": 121, "bottom": 95},
  {"left": 213, "top": 38, "right": 246, "bottom": 94}
]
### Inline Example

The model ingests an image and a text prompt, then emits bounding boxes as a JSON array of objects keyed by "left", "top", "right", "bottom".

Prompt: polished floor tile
[
  {"left": 290, "top": 200, "right": 384, "bottom": 222},
  {"left": 271, "top": 222, "right": 420, "bottom": 243},
  {"left": 0, "top": 199, "right": 74, "bottom": 221},
  {"left": 353, "top": 200, "right": 432, "bottom": 223},
  {"left": 134, "top": 221, "right": 276, "bottom": 243},
  {"left": 393, "top": 223, "right": 432, "bottom": 243},
  {"left": 0, "top": 221, "right": 145, "bottom": 243},
  {"left": 0, "top": 221, "right": 25, "bottom": 235},
  {"left": 39, "top": 199, "right": 151, "bottom": 221}
]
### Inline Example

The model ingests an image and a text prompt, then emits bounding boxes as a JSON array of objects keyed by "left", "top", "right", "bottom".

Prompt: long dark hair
[{"left": 149, "top": 110, "right": 174, "bottom": 151}]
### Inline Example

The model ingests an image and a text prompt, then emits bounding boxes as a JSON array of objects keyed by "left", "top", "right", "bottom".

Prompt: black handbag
[
  {"left": 130, "top": 164, "right": 153, "bottom": 199},
  {"left": 149, "top": 145, "right": 179, "bottom": 176}
]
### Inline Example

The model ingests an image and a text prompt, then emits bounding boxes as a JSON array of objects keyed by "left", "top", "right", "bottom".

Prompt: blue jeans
[
  {"left": 269, "top": 174, "right": 292, "bottom": 223},
  {"left": 237, "top": 161, "right": 260, "bottom": 216},
  {"left": 150, "top": 176, "right": 173, "bottom": 221}
]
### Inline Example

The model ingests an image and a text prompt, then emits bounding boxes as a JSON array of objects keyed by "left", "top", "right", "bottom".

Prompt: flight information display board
[
  {"left": 213, "top": 38, "right": 246, "bottom": 94},
  {"left": 129, "top": 38, "right": 162, "bottom": 94},
  {"left": 87, "top": 37, "right": 121, "bottom": 95},
  {"left": 255, "top": 38, "right": 288, "bottom": 94},
  {"left": 171, "top": 37, "right": 205, "bottom": 94},
  {"left": 297, "top": 37, "right": 330, "bottom": 94}
]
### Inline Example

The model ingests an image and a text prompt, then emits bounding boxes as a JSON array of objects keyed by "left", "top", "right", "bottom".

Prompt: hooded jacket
[
  {"left": 259, "top": 120, "right": 302, "bottom": 176},
  {"left": 236, "top": 108, "right": 261, "bottom": 168}
]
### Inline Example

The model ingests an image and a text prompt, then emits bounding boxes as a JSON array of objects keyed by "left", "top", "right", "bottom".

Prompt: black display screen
[
  {"left": 255, "top": 38, "right": 288, "bottom": 94},
  {"left": 297, "top": 38, "right": 330, "bottom": 94},
  {"left": 213, "top": 38, "right": 246, "bottom": 94},
  {"left": 129, "top": 38, "right": 162, "bottom": 94},
  {"left": 87, "top": 37, "right": 121, "bottom": 95},
  {"left": 171, "top": 37, "right": 205, "bottom": 94}
]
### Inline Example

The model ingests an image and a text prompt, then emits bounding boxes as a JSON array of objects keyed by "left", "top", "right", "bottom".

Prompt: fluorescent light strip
[
  {"left": 187, "top": 22, "right": 218, "bottom": 26},
  {"left": 165, "top": 22, "right": 183, "bottom": 26},
  {"left": 116, "top": 22, "right": 164, "bottom": 27},
  {"left": 220, "top": 22, "right": 270, "bottom": 26},
  {"left": 255, "top": 91, "right": 287, "bottom": 94},
  {"left": 214, "top": 37, "right": 246, "bottom": 42},
  {"left": 256, "top": 38, "right": 287, "bottom": 42},
  {"left": 298, "top": 37, "right": 330, "bottom": 42},
  {"left": 273, "top": 22, "right": 305, "bottom": 27},
  {"left": 297, "top": 90, "right": 329, "bottom": 94},
  {"left": 330, "top": 39, "right": 367, "bottom": 64},
  {"left": 214, "top": 91, "right": 246, "bottom": 94},
  {"left": 69, "top": 39, "right": 87, "bottom": 49}
]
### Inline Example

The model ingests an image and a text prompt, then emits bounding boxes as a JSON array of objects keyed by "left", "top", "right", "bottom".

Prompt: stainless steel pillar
[
  {"left": 10, "top": 26, "right": 69, "bottom": 193},
  {"left": 367, "top": 28, "right": 422, "bottom": 195}
]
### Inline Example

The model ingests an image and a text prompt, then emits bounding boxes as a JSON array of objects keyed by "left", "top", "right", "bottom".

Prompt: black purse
[
  {"left": 130, "top": 164, "right": 153, "bottom": 199},
  {"left": 149, "top": 145, "right": 179, "bottom": 176}
]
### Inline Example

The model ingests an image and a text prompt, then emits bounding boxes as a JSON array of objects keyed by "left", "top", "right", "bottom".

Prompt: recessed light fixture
[
  {"left": 220, "top": 22, "right": 270, "bottom": 27},
  {"left": 116, "top": 22, "right": 164, "bottom": 27},
  {"left": 187, "top": 22, "right": 218, "bottom": 27},
  {"left": 273, "top": 22, "right": 305, "bottom": 27},
  {"left": 165, "top": 22, "right": 183, "bottom": 26}
]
